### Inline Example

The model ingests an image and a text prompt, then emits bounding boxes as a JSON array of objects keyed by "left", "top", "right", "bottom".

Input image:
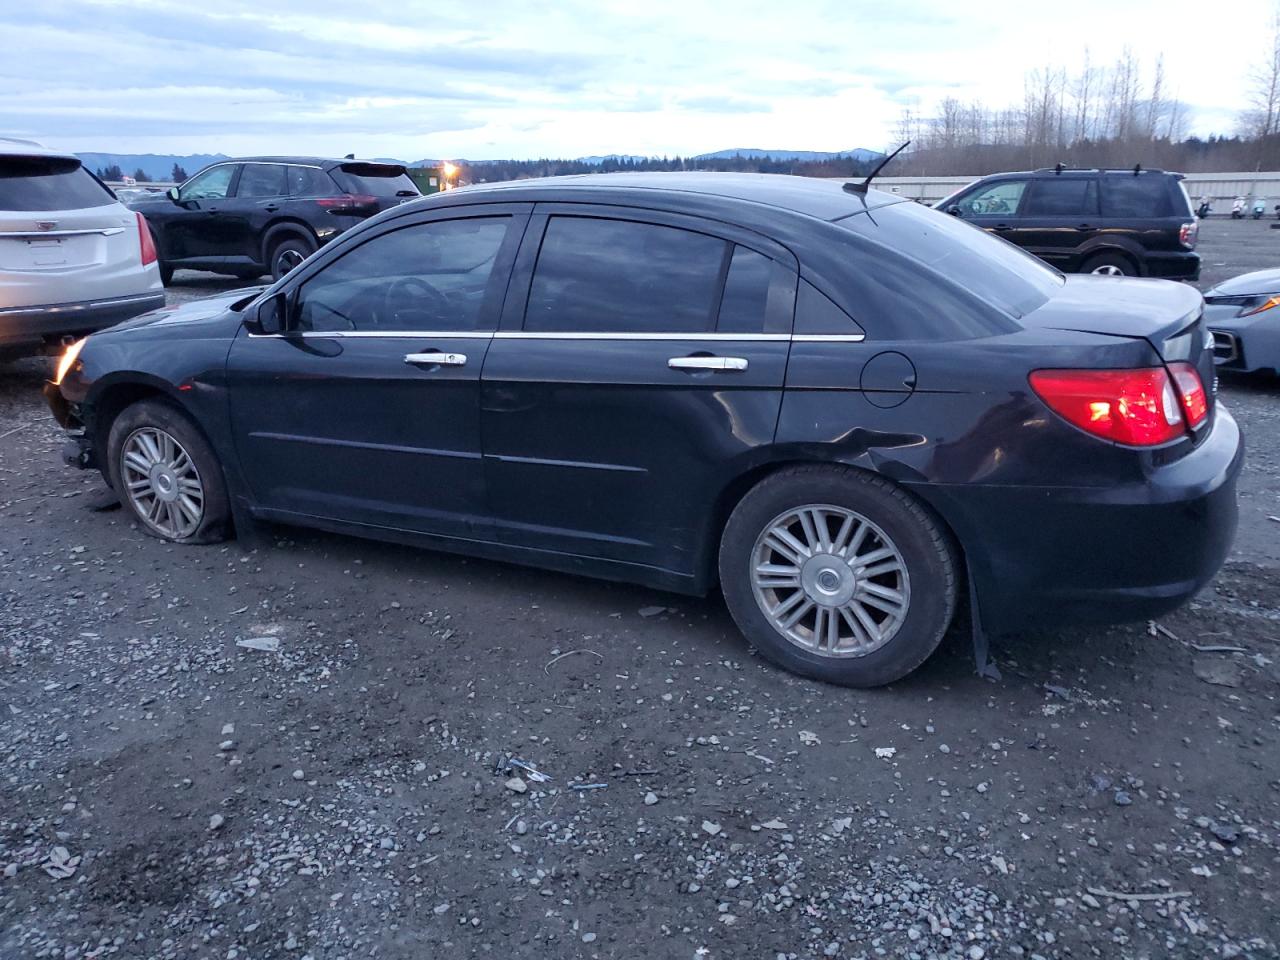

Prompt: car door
[
  {"left": 222, "top": 162, "right": 287, "bottom": 262},
  {"left": 225, "top": 205, "right": 529, "bottom": 539},
  {"left": 952, "top": 178, "right": 1030, "bottom": 248},
  {"left": 479, "top": 206, "right": 797, "bottom": 580},
  {"left": 1015, "top": 176, "right": 1100, "bottom": 270},
  {"left": 164, "top": 163, "right": 240, "bottom": 259}
]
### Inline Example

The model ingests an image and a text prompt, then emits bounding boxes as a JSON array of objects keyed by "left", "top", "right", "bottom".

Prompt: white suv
[{"left": 1, "top": 138, "right": 164, "bottom": 358}]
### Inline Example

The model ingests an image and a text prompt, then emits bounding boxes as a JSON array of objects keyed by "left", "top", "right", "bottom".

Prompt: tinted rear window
[
  {"left": 840, "top": 200, "right": 1062, "bottom": 319},
  {"left": 331, "top": 164, "right": 418, "bottom": 198},
  {"left": 1100, "top": 176, "right": 1175, "bottom": 218},
  {"left": 1024, "top": 178, "right": 1098, "bottom": 216},
  {"left": 525, "top": 216, "right": 727, "bottom": 333},
  {"left": 0, "top": 156, "right": 114, "bottom": 211}
]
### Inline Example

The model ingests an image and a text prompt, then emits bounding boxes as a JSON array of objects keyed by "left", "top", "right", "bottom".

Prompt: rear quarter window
[
  {"left": 1100, "top": 176, "right": 1176, "bottom": 218},
  {"left": 0, "top": 156, "right": 115, "bottom": 211}
]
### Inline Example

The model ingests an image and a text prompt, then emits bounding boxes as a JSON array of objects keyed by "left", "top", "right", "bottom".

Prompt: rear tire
[
  {"left": 1081, "top": 252, "right": 1136, "bottom": 277},
  {"left": 106, "top": 399, "right": 231, "bottom": 545},
  {"left": 718, "top": 466, "right": 957, "bottom": 687},
  {"left": 270, "top": 235, "right": 316, "bottom": 282}
]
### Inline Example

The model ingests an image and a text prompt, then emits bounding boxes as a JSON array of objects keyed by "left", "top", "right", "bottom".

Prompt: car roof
[
  {"left": 227, "top": 156, "right": 406, "bottom": 169},
  {"left": 429, "top": 172, "right": 904, "bottom": 222},
  {"left": 0, "top": 137, "right": 79, "bottom": 161},
  {"left": 978, "top": 167, "right": 1180, "bottom": 179}
]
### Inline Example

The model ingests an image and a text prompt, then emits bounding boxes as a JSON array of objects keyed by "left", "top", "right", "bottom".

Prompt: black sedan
[{"left": 44, "top": 173, "right": 1243, "bottom": 687}]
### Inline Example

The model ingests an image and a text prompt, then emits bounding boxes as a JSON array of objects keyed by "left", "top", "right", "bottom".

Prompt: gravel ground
[{"left": 1, "top": 224, "right": 1278, "bottom": 960}]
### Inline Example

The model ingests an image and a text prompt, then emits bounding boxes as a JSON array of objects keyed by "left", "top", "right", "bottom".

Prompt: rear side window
[
  {"left": 1024, "top": 178, "right": 1098, "bottom": 216},
  {"left": 717, "top": 246, "right": 773, "bottom": 333},
  {"left": 287, "top": 166, "right": 336, "bottom": 197},
  {"left": 0, "top": 156, "right": 114, "bottom": 211},
  {"left": 236, "top": 163, "right": 285, "bottom": 198},
  {"left": 331, "top": 163, "right": 418, "bottom": 198},
  {"left": 525, "top": 217, "right": 728, "bottom": 333},
  {"left": 1101, "top": 176, "right": 1174, "bottom": 218}
]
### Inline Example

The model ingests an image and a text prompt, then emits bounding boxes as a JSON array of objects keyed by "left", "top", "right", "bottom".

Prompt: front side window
[
  {"left": 524, "top": 217, "right": 728, "bottom": 333},
  {"left": 294, "top": 217, "right": 510, "bottom": 333},
  {"left": 236, "top": 163, "right": 285, "bottom": 199},
  {"left": 1023, "top": 178, "right": 1098, "bottom": 217},
  {"left": 958, "top": 180, "right": 1026, "bottom": 217},
  {"left": 181, "top": 164, "right": 235, "bottom": 201}
]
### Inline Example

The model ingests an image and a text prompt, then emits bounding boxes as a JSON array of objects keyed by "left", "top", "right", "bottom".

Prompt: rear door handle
[
  {"left": 1075, "top": 223, "right": 1093, "bottom": 230},
  {"left": 668, "top": 356, "right": 748, "bottom": 372},
  {"left": 262, "top": 203, "right": 280, "bottom": 212},
  {"left": 405, "top": 351, "right": 467, "bottom": 367},
  {"left": 992, "top": 223, "right": 1011, "bottom": 231}
]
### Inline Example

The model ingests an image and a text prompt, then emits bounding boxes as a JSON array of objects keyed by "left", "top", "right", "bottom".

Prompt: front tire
[
  {"left": 719, "top": 466, "right": 957, "bottom": 687},
  {"left": 106, "top": 399, "right": 231, "bottom": 544}
]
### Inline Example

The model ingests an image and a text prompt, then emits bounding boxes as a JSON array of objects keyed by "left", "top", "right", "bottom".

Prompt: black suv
[
  {"left": 936, "top": 167, "right": 1200, "bottom": 280},
  {"left": 130, "top": 157, "right": 419, "bottom": 284}
]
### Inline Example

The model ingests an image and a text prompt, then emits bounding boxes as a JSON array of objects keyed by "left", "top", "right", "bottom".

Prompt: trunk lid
[{"left": 1021, "top": 274, "right": 1216, "bottom": 422}]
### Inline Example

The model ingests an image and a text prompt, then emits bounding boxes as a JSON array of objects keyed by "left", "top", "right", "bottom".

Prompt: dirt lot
[{"left": 2, "top": 223, "right": 1278, "bottom": 960}]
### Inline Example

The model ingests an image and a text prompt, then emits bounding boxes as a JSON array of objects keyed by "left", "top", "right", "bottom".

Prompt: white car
[{"left": 1, "top": 138, "right": 164, "bottom": 358}]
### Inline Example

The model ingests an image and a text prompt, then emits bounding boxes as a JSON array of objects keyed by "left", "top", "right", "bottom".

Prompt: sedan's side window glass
[
  {"left": 524, "top": 217, "right": 727, "bottom": 333},
  {"left": 294, "top": 217, "right": 511, "bottom": 333},
  {"left": 287, "top": 166, "right": 336, "bottom": 198},
  {"left": 717, "top": 246, "right": 772, "bottom": 333},
  {"left": 959, "top": 180, "right": 1026, "bottom": 217},
  {"left": 1023, "top": 178, "right": 1098, "bottom": 217},
  {"left": 236, "top": 163, "right": 286, "bottom": 199},
  {"left": 180, "top": 165, "right": 235, "bottom": 201}
]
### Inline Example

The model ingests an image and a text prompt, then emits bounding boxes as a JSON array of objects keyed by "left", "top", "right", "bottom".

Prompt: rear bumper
[
  {"left": 912, "top": 406, "right": 1243, "bottom": 634},
  {"left": 0, "top": 292, "right": 165, "bottom": 349},
  {"left": 1143, "top": 250, "right": 1201, "bottom": 281}
]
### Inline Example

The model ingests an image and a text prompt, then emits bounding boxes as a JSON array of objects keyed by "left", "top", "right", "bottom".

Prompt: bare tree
[{"left": 1241, "top": 2, "right": 1280, "bottom": 166}]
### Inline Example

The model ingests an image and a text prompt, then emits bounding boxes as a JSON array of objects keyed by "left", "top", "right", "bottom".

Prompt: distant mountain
[
  {"left": 693, "top": 147, "right": 884, "bottom": 163},
  {"left": 76, "top": 153, "right": 229, "bottom": 180}
]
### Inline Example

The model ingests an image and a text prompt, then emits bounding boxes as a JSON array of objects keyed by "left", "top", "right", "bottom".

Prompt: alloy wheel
[
  {"left": 750, "top": 504, "right": 910, "bottom": 657},
  {"left": 276, "top": 248, "right": 306, "bottom": 276},
  {"left": 1090, "top": 264, "right": 1125, "bottom": 276},
  {"left": 120, "top": 427, "right": 205, "bottom": 539}
]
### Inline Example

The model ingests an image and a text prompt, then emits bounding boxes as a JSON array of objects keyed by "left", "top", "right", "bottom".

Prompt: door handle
[
  {"left": 1075, "top": 223, "right": 1093, "bottom": 230},
  {"left": 992, "top": 223, "right": 1011, "bottom": 231},
  {"left": 262, "top": 204, "right": 280, "bottom": 212},
  {"left": 405, "top": 351, "right": 467, "bottom": 367},
  {"left": 668, "top": 356, "right": 748, "bottom": 372}
]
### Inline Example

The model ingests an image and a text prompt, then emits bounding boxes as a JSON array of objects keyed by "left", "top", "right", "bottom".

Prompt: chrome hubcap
[
  {"left": 276, "top": 248, "right": 305, "bottom": 275},
  {"left": 121, "top": 427, "right": 203, "bottom": 539},
  {"left": 1091, "top": 264, "right": 1124, "bottom": 276},
  {"left": 751, "top": 505, "right": 910, "bottom": 658}
]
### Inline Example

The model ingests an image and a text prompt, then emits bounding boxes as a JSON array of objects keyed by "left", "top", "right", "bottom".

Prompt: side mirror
[
  {"left": 166, "top": 187, "right": 180, "bottom": 202},
  {"left": 251, "top": 292, "right": 289, "bottom": 335},
  {"left": 946, "top": 204, "right": 962, "bottom": 216}
]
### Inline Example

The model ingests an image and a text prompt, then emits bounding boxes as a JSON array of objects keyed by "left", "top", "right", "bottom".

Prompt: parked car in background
[
  {"left": 128, "top": 156, "right": 419, "bottom": 285},
  {"left": 936, "top": 167, "right": 1200, "bottom": 280},
  {"left": 46, "top": 173, "right": 1241, "bottom": 688},
  {"left": 112, "top": 187, "right": 162, "bottom": 205},
  {"left": 0, "top": 138, "right": 163, "bottom": 359},
  {"left": 1203, "top": 267, "right": 1280, "bottom": 376}
]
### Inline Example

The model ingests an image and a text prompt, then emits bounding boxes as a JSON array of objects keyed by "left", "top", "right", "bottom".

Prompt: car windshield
[
  {"left": 839, "top": 200, "right": 1063, "bottom": 318},
  {"left": 332, "top": 163, "right": 418, "bottom": 197},
  {"left": 0, "top": 155, "right": 115, "bottom": 211}
]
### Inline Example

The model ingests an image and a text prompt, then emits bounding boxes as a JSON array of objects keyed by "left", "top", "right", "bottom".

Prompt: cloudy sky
[{"left": 0, "top": 0, "right": 1272, "bottom": 160}]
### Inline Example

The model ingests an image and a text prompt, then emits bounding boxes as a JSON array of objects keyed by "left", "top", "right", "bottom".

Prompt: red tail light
[
  {"left": 317, "top": 194, "right": 379, "bottom": 214},
  {"left": 136, "top": 212, "right": 157, "bottom": 266},
  {"left": 1179, "top": 220, "right": 1197, "bottom": 249},
  {"left": 1029, "top": 367, "right": 1185, "bottom": 446},
  {"left": 1167, "top": 362, "right": 1208, "bottom": 427}
]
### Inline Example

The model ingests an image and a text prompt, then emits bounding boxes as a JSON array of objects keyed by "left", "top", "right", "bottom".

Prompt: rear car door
[
  {"left": 226, "top": 205, "right": 529, "bottom": 539},
  {"left": 164, "top": 163, "right": 239, "bottom": 259},
  {"left": 1016, "top": 176, "right": 1100, "bottom": 269},
  {"left": 479, "top": 206, "right": 797, "bottom": 581},
  {"left": 223, "top": 162, "right": 287, "bottom": 261}
]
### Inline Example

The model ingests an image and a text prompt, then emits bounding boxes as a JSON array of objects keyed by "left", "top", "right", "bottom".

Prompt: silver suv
[{"left": 0, "top": 138, "right": 164, "bottom": 358}]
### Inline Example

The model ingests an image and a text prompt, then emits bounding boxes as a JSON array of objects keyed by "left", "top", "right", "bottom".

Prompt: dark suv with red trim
[
  {"left": 129, "top": 156, "right": 419, "bottom": 285},
  {"left": 936, "top": 167, "right": 1200, "bottom": 280}
]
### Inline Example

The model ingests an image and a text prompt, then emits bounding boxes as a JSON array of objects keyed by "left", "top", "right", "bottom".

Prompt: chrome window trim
[{"left": 248, "top": 330, "right": 866, "bottom": 343}]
